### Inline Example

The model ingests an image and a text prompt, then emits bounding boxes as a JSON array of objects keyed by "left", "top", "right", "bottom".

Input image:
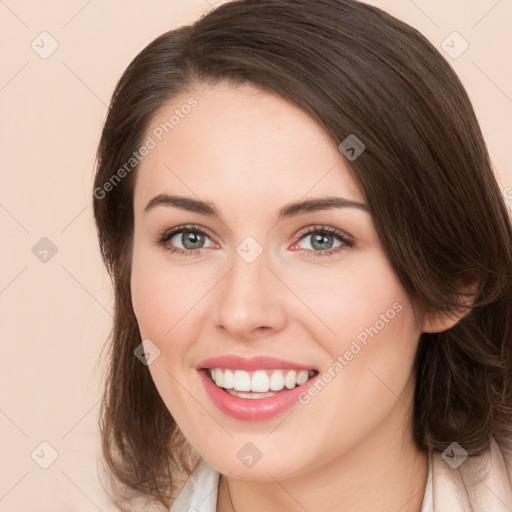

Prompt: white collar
[{"left": 170, "top": 457, "right": 220, "bottom": 512}]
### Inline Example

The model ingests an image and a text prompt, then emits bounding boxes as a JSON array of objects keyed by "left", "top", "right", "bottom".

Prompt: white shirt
[{"left": 170, "top": 438, "right": 512, "bottom": 511}]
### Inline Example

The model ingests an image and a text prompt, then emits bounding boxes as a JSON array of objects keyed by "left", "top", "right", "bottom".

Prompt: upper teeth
[{"left": 209, "top": 368, "right": 314, "bottom": 392}]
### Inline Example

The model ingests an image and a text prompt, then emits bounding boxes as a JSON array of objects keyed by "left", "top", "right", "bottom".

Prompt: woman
[{"left": 92, "top": 0, "right": 512, "bottom": 510}]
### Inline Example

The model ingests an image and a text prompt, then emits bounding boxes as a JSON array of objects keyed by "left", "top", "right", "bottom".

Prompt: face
[{"left": 130, "top": 82, "right": 424, "bottom": 481}]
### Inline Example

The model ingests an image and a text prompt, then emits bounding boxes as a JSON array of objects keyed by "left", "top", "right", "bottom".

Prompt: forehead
[{"left": 133, "top": 82, "right": 363, "bottom": 216}]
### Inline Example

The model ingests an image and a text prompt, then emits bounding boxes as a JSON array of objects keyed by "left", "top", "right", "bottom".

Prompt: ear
[{"left": 421, "top": 273, "right": 480, "bottom": 334}]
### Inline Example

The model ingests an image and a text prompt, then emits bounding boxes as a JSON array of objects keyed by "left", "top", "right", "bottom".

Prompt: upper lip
[{"left": 197, "top": 355, "right": 317, "bottom": 372}]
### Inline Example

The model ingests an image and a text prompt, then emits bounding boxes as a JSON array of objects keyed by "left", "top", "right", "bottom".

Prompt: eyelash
[{"left": 154, "top": 224, "right": 355, "bottom": 258}]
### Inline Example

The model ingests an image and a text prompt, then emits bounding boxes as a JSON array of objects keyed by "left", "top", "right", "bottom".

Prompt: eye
[
  {"left": 154, "top": 224, "right": 215, "bottom": 257},
  {"left": 290, "top": 225, "right": 354, "bottom": 257}
]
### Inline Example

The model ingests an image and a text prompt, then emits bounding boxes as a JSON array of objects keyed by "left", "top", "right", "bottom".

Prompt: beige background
[{"left": 0, "top": 0, "right": 511, "bottom": 510}]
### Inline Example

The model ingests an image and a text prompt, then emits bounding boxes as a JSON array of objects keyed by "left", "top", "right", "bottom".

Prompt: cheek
[
  {"left": 293, "top": 252, "right": 420, "bottom": 415},
  {"left": 130, "top": 244, "right": 216, "bottom": 370},
  {"left": 130, "top": 244, "right": 190, "bottom": 337},
  {"left": 130, "top": 267, "right": 171, "bottom": 339},
  {"left": 283, "top": 250, "right": 415, "bottom": 352},
  {"left": 130, "top": 249, "right": 207, "bottom": 419}
]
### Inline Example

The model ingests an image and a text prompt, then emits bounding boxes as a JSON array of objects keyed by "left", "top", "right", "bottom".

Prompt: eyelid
[
  {"left": 158, "top": 223, "right": 217, "bottom": 243},
  {"left": 294, "top": 224, "right": 354, "bottom": 244}
]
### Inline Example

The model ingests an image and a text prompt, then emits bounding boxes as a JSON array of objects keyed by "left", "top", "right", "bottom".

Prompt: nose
[{"left": 213, "top": 246, "right": 288, "bottom": 341}]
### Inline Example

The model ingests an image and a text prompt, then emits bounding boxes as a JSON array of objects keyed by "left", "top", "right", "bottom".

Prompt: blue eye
[
  {"left": 292, "top": 225, "right": 354, "bottom": 257},
  {"left": 155, "top": 224, "right": 215, "bottom": 257},
  {"left": 155, "top": 224, "right": 354, "bottom": 258}
]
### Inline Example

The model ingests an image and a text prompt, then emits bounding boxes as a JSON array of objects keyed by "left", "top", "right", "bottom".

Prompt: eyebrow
[{"left": 143, "top": 194, "right": 369, "bottom": 220}]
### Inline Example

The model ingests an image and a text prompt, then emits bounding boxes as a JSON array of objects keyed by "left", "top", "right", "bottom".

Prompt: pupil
[
  {"left": 312, "top": 233, "right": 332, "bottom": 250},
  {"left": 183, "top": 231, "right": 204, "bottom": 249}
]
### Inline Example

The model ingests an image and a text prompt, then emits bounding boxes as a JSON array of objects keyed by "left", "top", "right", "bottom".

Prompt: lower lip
[{"left": 198, "top": 370, "right": 316, "bottom": 421}]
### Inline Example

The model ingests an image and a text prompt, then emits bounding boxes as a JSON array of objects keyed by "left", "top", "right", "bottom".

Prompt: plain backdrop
[{"left": 1, "top": 0, "right": 511, "bottom": 510}]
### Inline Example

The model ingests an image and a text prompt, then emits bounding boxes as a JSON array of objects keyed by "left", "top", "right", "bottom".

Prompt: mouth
[
  {"left": 204, "top": 368, "right": 319, "bottom": 399},
  {"left": 198, "top": 366, "right": 319, "bottom": 420},
  {"left": 196, "top": 355, "right": 320, "bottom": 420}
]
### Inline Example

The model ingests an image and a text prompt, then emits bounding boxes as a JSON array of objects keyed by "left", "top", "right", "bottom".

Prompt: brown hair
[{"left": 92, "top": 0, "right": 512, "bottom": 508}]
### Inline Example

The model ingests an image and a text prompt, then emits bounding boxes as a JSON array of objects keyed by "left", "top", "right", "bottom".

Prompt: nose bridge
[
  {"left": 214, "top": 235, "right": 286, "bottom": 337},
  {"left": 232, "top": 238, "right": 268, "bottom": 293},
  {"left": 224, "top": 238, "right": 270, "bottom": 310}
]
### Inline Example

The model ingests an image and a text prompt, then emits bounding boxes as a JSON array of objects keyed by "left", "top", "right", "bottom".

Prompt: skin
[{"left": 130, "top": 82, "right": 461, "bottom": 512}]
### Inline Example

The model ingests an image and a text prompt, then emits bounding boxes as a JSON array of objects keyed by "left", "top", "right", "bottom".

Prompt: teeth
[
  {"left": 252, "top": 370, "right": 270, "bottom": 392},
  {"left": 213, "top": 368, "right": 223, "bottom": 387},
  {"left": 269, "top": 370, "right": 284, "bottom": 391},
  {"left": 226, "top": 389, "right": 276, "bottom": 399},
  {"left": 234, "top": 370, "right": 251, "bottom": 391},
  {"left": 209, "top": 368, "right": 313, "bottom": 392},
  {"left": 296, "top": 370, "right": 309, "bottom": 385},
  {"left": 284, "top": 370, "right": 297, "bottom": 389},
  {"left": 223, "top": 369, "right": 234, "bottom": 389}
]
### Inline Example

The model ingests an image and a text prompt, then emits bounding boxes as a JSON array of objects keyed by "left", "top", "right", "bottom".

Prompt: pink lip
[
  {"left": 196, "top": 355, "right": 316, "bottom": 372},
  {"left": 198, "top": 370, "right": 317, "bottom": 421},
  {"left": 196, "top": 355, "right": 318, "bottom": 421}
]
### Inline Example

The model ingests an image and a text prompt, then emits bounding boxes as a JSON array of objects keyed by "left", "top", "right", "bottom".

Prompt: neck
[{"left": 217, "top": 385, "right": 429, "bottom": 512}]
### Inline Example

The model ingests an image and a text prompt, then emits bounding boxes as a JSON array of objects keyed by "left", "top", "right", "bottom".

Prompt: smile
[
  {"left": 197, "top": 355, "right": 320, "bottom": 420},
  {"left": 208, "top": 368, "right": 317, "bottom": 397}
]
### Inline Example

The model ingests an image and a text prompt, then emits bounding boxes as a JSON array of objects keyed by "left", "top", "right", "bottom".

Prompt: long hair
[{"left": 92, "top": 0, "right": 512, "bottom": 508}]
